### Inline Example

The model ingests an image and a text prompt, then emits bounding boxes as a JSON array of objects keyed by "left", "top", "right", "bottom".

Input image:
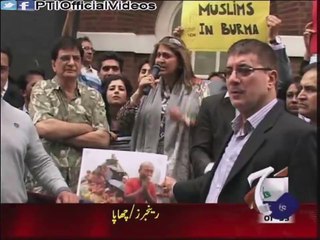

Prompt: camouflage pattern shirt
[{"left": 29, "top": 76, "right": 109, "bottom": 192}]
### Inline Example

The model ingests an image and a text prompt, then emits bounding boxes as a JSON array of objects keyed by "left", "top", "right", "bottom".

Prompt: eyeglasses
[
  {"left": 224, "top": 66, "right": 273, "bottom": 78},
  {"left": 82, "top": 46, "right": 95, "bottom": 52},
  {"left": 59, "top": 55, "right": 81, "bottom": 63},
  {"left": 0, "top": 65, "right": 9, "bottom": 73}
]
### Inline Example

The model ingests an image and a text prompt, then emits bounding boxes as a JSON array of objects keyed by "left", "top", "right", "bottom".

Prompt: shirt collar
[
  {"left": 51, "top": 76, "right": 83, "bottom": 96},
  {"left": 81, "top": 65, "right": 97, "bottom": 74},
  {"left": 231, "top": 98, "right": 278, "bottom": 134},
  {"left": 1, "top": 79, "right": 9, "bottom": 97},
  {"left": 22, "top": 104, "right": 29, "bottom": 114},
  {"left": 298, "top": 114, "right": 311, "bottom": 123},
  {"left": 231, "top": 114, "right": 252, "bottom": 136}
]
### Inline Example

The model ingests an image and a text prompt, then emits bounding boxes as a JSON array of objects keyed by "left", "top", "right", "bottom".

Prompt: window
[{"left": 171, "top": 4, "right": 228, "bottom": 79}]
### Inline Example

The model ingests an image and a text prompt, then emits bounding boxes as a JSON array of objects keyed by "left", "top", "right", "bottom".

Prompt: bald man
[{"left": 124, "top": 162, "right": 157, "bottom": 203}]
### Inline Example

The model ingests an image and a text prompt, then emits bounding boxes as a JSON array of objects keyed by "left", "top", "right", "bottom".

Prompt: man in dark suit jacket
[
  {"left": 165, "top": 39, "right": 317, "bottom": 204},
  {"left": 190, "top": 18, "right": 294, "bottom": 177},
  {"left": 190, "top": 92, "right": 234, "bottom": 177},
  {"left": 3, "top": 80, "right": 24, "bottom": 108},
  {"left": 1, "top": 47, "right": 24, "bottom": 108}
]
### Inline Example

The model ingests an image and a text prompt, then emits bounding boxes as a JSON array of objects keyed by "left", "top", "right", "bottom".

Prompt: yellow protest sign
[{"left": 181, "top": 1, "right": 270, "bottom": 51}]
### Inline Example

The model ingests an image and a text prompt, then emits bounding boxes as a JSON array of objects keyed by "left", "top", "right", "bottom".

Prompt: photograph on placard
[{"left": 77, "top": 149, "right": 168, "bottom": 203}]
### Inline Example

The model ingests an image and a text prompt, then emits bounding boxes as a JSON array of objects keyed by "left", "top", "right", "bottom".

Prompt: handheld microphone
[{"left": 142, "top": 64, "right": 161, "bottom": 95}]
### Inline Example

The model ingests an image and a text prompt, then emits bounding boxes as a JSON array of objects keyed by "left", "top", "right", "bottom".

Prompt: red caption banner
[{"left": 0, "top": 204, "right": 317, "bottom": 239}]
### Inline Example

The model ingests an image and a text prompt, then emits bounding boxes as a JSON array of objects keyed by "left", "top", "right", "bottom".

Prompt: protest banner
[{"left": 181, "top": 1, "right": 270, "bottom": 51}]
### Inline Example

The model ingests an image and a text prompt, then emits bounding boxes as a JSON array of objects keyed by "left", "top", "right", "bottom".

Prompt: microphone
[{"left": 142, "top": 64, "right": 161, "bottom": 95}]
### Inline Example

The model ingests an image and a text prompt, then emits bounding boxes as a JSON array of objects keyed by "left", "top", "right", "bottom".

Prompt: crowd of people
[{"left": 1, "top": 14, "right": 317, "bottom": 204}]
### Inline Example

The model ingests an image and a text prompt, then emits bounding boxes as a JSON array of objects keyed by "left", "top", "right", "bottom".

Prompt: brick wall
[
  {"left": 272, "top": 0, "right": 312, "bottom": 35},
  {"left": 79, "top": 2, "right": 162, "bottom": 88},
  {"left": 78, "top": 1, "right": 162, "bottom": 34},
  {"left": 271, "top": 0, "right": 312, "bottom": 76},
  {"left": 79, "top": 1, "right": 312, "bottom": 87}
]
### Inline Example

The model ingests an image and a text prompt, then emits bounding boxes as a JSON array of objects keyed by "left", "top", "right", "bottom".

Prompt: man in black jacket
[
  {"left": 164, "top": 39, "right": 317, "bottom": 204},
  {"left": 190, "top": 15, "right": 294, "bottom": 177},
  {"left": 1, "top": 47, "right": 24, "bottom": 108}
]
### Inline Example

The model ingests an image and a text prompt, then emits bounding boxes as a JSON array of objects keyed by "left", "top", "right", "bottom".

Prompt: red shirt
[{"left": 124, "top": 178, "right": 157, "bottom": 203}]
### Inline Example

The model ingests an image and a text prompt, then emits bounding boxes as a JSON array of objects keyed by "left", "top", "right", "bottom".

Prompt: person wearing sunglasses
[{"left": 163, "top": 38, "right": 316, "bottom": 204}]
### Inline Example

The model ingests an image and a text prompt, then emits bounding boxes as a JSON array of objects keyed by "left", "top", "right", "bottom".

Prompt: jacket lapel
[
  {"left": 201, "top": 97, "right": 235, "bottom": 202},
  {"left": 220, "top": 96, "right": 235, "bottom": 124},
  {"left": 223, "top": 101, "right": 284, "bottom": 186},
  {"left": 201, "top": 129, "right": 233, "bottom": 202},
  {"left": 212, "top": 96, "right": 235, "bottom": 170}
]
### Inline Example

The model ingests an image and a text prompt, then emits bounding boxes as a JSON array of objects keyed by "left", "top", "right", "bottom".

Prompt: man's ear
[
  {"left": 21, "top": 90, "right": 27, "bottom": 98},
  {"left": 268, "top": 70, "right": 278, "bottom": 90},
  {"left": 51, "top": 60, "right": 56, "bottom": 73}
]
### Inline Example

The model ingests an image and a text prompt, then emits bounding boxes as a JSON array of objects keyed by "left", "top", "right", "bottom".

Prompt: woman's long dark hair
[
  {"left": 101, "top": 74, "right": 133, "bottom": 126},
  {"left": 149, "top": 36, "right": 194, "bottom": 91}
]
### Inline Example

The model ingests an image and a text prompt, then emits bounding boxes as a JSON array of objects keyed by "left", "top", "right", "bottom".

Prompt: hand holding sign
[
  {"left": 181, "top": 1, "right": 270, "bottom": 51},
  {"left": 266, "top": 15, "right": 282, "bottom": 42},
  {"left": 303, "top": 22, "right": 316, "bottom": 58},
  {"left": 172, "top": 26, "right": 184, "bottom": 38}
]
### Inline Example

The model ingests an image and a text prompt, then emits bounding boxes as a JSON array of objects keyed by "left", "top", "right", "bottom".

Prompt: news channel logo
[
  {"left": 259, "top": 192, "right": 299, "bottom": 224},
  {"left": 1, "top": 0, "right": 34, "bottom": 11}
]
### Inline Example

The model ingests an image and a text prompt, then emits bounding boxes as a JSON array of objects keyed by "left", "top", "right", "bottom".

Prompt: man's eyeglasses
[
  {"left": 0, "top": 65, "right": 9, "bottom": 73},
  {"left": 82, "top": 46, "right": 95, "bottom": 52},
  {"left": 59, "top": 55, "right": 81, "bottom": 63},
  {"left": 224, "top": 66, "right": 273, "bottom": 78}
]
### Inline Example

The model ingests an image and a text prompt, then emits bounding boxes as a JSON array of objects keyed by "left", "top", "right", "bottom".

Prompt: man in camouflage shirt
[{"left": 29, "top": 37, "right": 110, "bottom": 192}]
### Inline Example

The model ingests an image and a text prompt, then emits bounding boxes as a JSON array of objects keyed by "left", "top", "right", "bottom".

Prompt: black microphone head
[
  {"left": 142, "top": 85, "right": 152, "bottom": 95},
  {"left": 151, "top": 64, "right": 161, "bottom": 79},
  {"left": 143, "top": 64, "right": 161, "bottom": 95}
]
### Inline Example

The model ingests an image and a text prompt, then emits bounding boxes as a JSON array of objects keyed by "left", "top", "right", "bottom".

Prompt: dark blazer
[
  {"left": 3, "top": 81, "right": 24, "bottom": 109},
  {"left": 190, "top": 92, "right": 234, "bottom": 177},
  {"left": 274, "top": 47, "right": 293, "bottom": 100},
  {"left": 176, "top": 101, "right": 317, "bottom": 203}
]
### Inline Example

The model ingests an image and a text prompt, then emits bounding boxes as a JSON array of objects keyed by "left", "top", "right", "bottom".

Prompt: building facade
[{"left": 77, "top": 1, "right": 313, "bottom": 89}]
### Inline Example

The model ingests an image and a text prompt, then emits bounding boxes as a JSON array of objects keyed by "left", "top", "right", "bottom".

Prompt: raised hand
[
  {"left": 172, "top": 26, "right": 184, "bottom": 38},
  {"left": 266, "top": 15, "right": 282, "bottom": 42}
]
